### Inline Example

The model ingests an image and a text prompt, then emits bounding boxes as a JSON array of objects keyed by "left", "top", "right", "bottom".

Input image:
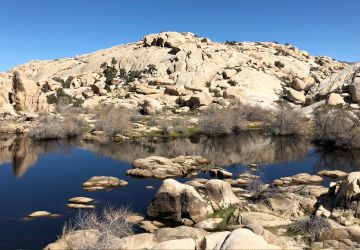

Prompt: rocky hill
[{"left": 0, "top": 31, "right": 358, "bottom": 117}]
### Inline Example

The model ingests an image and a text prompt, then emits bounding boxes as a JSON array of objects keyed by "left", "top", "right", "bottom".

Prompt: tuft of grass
[{"left": 208, "top": 206, "right": 237, "bottom": 230}]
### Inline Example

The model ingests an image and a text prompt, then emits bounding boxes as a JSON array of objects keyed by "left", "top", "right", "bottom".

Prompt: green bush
[
  {"left": 274, "top": 61, "right": 285, "bottom": 69},
  {"left": 46, "top": 94, "right": 58, "bottom": 104},
  {"left": 103, "top": 66, "right": 118, "bottom": 85}
]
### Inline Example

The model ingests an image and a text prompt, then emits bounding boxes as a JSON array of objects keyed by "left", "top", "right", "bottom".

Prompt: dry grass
[
  {"left": 29, "top": 114, "right": 86, "bottom": 140},
  {"left": 288, "top": 216, "right": 331, "bottom": 240},
  {"left": 60, "top": 206, "right": 134, "bottom": 249},
  {"left": 96, "top": 105, "right": 131, "bottom": 137}
]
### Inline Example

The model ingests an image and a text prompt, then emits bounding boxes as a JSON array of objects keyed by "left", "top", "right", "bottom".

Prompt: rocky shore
[{"left": 43, "top": 150, "right": 360, "bottom": 249}]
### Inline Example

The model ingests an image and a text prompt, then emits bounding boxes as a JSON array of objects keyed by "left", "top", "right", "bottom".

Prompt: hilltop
[{"left": 1, "top": 31, "right": 357, "bottom": 118}]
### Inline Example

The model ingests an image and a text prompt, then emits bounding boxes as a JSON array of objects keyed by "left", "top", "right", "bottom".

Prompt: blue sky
[{"left": 0, "top": 0, "right": 359, "bottom": 72}]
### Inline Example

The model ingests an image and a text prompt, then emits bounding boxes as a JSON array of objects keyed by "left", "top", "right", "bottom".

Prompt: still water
[{"left": 0, "top": 133, "right": 358, "bottom": 248}]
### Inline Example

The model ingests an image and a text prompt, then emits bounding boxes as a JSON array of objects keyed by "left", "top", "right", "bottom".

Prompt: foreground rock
[
  {"left": 127, "top": 156, "right": 210, "bottom": 178},
  {"left": 147, "top": 179, "right": 213, "bottom": 223},
  {"left": 147, "top": 179, "right": 240, "bottom": 224},
  {"left": 82, "top": 176, "right": 128, "bottom": 191}
]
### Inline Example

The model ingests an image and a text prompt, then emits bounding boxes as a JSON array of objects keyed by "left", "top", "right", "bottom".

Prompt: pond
[{"left": 0, "top": 133, "right": 359, "bottom": 249}]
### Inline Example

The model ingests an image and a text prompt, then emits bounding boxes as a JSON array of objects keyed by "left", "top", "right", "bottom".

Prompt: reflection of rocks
[
  {"left": 2, "top": 133, "right": 360, "bottom": 178},
  {"left": 79, "top": 133, "right": 312, "bottom": 168}
]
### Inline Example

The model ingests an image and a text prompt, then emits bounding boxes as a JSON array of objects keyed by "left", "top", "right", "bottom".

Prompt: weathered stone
[
  {"left": 287, "top": 88, "right": 306, "bottom": 104},
  {"left": 118, "top": 233, "right": 157, "bottom": 250},
  {"left": 327, "top": 93, "right": 345, "bottom": 106},
  {"left": 240, "top": 212, "right": 292, "bottom": 227},
  {"left": 223, "top": 69, "right": 238, "bottom": 79},
  {"left": 217, "top": 228, "right": 280, "bottom": 249},
  {"left": 147, "top": 179, "right": 213, "bottom": 223},
  {"left": 187, "top": 91, "right": 213, "bottom": 108},
  {"left": 151, "top": 238, "right": 195, "bottom": 250},
  {"left": 154, "top": 226, "right": 208, "bottom": 249},
  {"left": 194, "top": 218, "right": 223, "bottom": 231},
  {"left": 318, "top": 170, "right": 348, "bottom": 179},
  {"left": 273, "top": 173, "right": 323, "bottom": 186}
]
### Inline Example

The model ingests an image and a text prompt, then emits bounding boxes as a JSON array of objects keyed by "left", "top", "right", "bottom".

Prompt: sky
[{"left": 0, "top": 0, "right": 359, "bottom": 72}]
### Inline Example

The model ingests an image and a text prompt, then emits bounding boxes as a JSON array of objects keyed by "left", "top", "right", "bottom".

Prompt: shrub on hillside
[
  {"left": 199, "top": 104, "right": 272, "bottom": 135},
  {"left": 267, "top": 108, "right": 312, "bottom": 137},
  {"left": 29, "top": 114, "right": 86, "bottom": 140},
  {"left": 97, "top": 105, "right": 131, "bottom": 137},
  {"left": 199, "top": 105, "right": 233, "bottom": 135},
  {"left": 274, "top": 61, "right": 285, "bottom": 69}
]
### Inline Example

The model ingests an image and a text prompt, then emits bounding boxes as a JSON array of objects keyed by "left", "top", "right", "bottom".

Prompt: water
[{"left": 0, "top": 133, "right": 359, "bottom": 248}]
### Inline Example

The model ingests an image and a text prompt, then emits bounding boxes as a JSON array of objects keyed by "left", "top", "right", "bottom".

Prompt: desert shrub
[
  {"left": 41, "top": 82, "right": 51, "bottom": 93},
  {"left": 199, "top": 105, "right": 272, "bottom": 135},
  {"left": 199, "top": 106, "right": 233, "bottom": 135},
  {"left": 47, "top": 94, "right": 58, "bottom": 104},
  {"left": 111, "top": 57, "right": 118, "bottom": 66},
  {"left": 267, "top": 108, "right": 312, "bottom": 137},
  {"left": 97, "top": 105, "right": 131, "bottom": 137},
  {"left": 103, "top": 66, "right": 118, "bottom": 85},
  {"left": 314, "top": 108, "right": 360, "bottom": 148},
  {"left": 144, "top": 64, "right": 157, "bottom": 75},
  {"left": 288, "top": 216, "right": 331, "bottom": 239},
  {"left": 60, "top": 206, "right": 134, "bottom": 250},
  {"left": 63, "top": 76, "right": 73, "bottom": 88},
  {"left": 274, "top": 61, "right": 285, "bottom": 69},
  {"left": 227, "top": 80, "right": 238, "bottom": 86},
  {"left": 29, "top": 114, "right": 86, "bottom": 140}
]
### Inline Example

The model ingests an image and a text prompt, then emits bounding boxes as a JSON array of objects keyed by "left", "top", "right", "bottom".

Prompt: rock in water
[
  {"left": 128, "top": 156, "right": 210, "bottom": 179},
  {"left": 82, "top": 176, "right": 128, "bottom": 190}
]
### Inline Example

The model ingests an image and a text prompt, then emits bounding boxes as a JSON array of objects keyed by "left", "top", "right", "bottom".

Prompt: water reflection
[{"left": 2, "top": 133, "right": 359, "bottom": 177}]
